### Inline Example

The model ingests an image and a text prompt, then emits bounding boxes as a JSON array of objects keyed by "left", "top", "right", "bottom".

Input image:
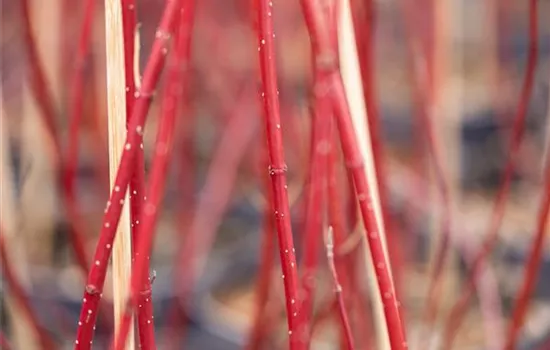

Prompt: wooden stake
[
  {"left": 104, "top": 0, "right": 134, "bottom": 348},
  {"left": 337, "top": 1, "right": 392, "bottom": 349}
]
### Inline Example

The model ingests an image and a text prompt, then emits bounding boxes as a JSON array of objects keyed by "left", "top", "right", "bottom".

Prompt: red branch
[
  {"left": 246, "top": 157, "right": 277, "bottom": 350},
  {"left": 299, "top": 63, "right": 333, "bottom": 342},
  {"left": 298, "top": 0, "right": 408, "bottom": 347},
  {"left": 325, "top": 228, "right": 355, "bottom": 350},
  {"left": 399, "top": 0, "right": 452, "bottom": 332},
  {"left": 74, "top": 1, "right": 183, "bottom": 347},
  {"left": 0, "top": 228, "right": 56, "bottom": 350},
  {"left": 119, "top": 0, "right": 156, "bottom": 346},
  {"left": 21, "top": 0, "right": 91, "bottom": 277},
  {"left": 505, "top": 156, "right": 550, "bottom": 349},
  {"left": 255, "top": 1, "right": 304, "bottom": 349},
  {"left": 112, "top": 3, "right": 197, "bottom": 349},
  {"left": 351, "top": 0, "right": 406, "bottom": 295},
  {"left": 442, "top": 0, "right": 539, "bottom": 346}
]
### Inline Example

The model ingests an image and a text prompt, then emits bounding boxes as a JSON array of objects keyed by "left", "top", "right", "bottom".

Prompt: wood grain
[{"left": 104, "top": 0, "right": 135, "bottom": 348}]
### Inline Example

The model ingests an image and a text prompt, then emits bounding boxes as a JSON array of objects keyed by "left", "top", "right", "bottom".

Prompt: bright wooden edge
[
  {"left": 337, "top": 1, "right": 391, "bottom": 349},
  {"left": 104, "top": 0, "right": 135, "bottom": 348}
]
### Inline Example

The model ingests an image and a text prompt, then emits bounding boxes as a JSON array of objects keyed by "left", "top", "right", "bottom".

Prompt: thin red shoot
[
  {"left": 351, "top": 0, "right": 406, "bottom": 295},
  {"left": 21, "top": 0, "right": 90, "bottom": 277},
  {"left": 399, "top": 0, "right": 453, "bottom": 332},
  {"left": 120, "top": 1, "right": 155, "bottom": 346},
  {"left": 174, "top": 81, "right": 258, "bottom": 298},
  {"left": 442, "top": 0, "right": 539, "bottom": 346},
  {"left": 299, "top": 71, "right": 333, "bottom": 341},
  {"left": 167, "top": 88, "right": 258, "bottom": 350},
  {"left": 327, "top": 129, "right": 368, "bottom": 347},
  {"left": 0, "top": 228, "right": 56, "bottom": 350},
  {"left": 74, "top": 1, "right": 183, "bottom": 347},
  {"left": 255, "top": 1, "right": 304, "bottom": 348},
  {"left": 299, "top": 0, "right": 408, "bottom": 347},
  {"left": 505, "top": 156, "right": 550, "bottom": 349},
  {"left": 325, "top": 227, "right": 355, "bottom": 350},
  {"left": 246, "top": 158, "right": 277, "bottom": 350},
  {"left": 0, "top": 331, "right": 11, "bottom": 350},
  {"left": 112, "top": 2, "right": 196, "bottom": 349}
]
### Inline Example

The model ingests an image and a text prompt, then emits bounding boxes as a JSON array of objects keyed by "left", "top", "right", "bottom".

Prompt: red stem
[
  {"left": 399, "top": 0, "right": 452, "bottom": 331},
  {"left": 167, "top": 86, "right": 257, "bottom": 348},
  {"left": 442, "top": 0, "right": 539, "bottom": 346},
  {"left": 59, "top": 0, "right": 77, "bottom": 101},
  {"left": 332, "top": 76, "right": 408, "bottom": 348},
  {"left": 0, "top": 331, "right": 11, "bottom": 350},
  {"left": 0, "top": 228, "right": 56, "bottom": 350},
  {"left": 64, "top": 0, "right": 97, "bottom": 273},
  {"left": 20, "top": 0, "right": 59, "bottom": 145},
  {"left": 112, "top": 3, "right": 197, "bottom": 348},
  {"left": 327, "top": 130, "right": 368, "bottom": 347},
  {"left": 256, "top": 1, "right": 304, "bottom": 348},
  {"left": 173, "top": 82, "right": 258, "bottom": 306},
  {"left": 299, "top": 70, "right": 333, "bottom": 342},
  {"left": 505, "top": 157, "right": 550, "bottom": 349},
  {"left": 74, "top": 1, "right": 183, "bottom": 347},
  {"left": 120, "top": 0, "right": 139, "bottom": 245},
  {"left": 21, "top": 0, "right": 91, "bottom": 276},
  {"left": 299, "top": 0, "right": 407, "bottom": 347},
  {"left": 120, "top": 1, "right": 156, "bottom": 347},
  {"left": 85, "top": 56, "right": 111, "bottom": 191},
  {"left": 246, "top": 159, "right": 277, "bottom": 350},
  {"left": 325, "top": 228, "right": 355, "bottom": 350},
  {"left": 62, "top": 2, "right": 117, "bottom": 332},
  {"left": 351, "top": 0, "right": 405, "bottom": 295}
]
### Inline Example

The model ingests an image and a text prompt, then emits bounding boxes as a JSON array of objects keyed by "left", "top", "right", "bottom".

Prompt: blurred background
[{"left": 1, "top": 0, "right": 549, "bottom": 349}]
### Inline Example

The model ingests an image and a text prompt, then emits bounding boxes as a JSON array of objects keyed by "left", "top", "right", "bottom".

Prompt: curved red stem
[
  {"left": 0, "top": 228, "right": 56, "bottom": 350},
  {"left": 74, "top": 1, "right": 183, "bottom": 347},
  {"left": 505, "top": 157, "right": 550, "bottom": 349},
  {"left": 442, "top": 0, "right": 539, "bottom": 346}
]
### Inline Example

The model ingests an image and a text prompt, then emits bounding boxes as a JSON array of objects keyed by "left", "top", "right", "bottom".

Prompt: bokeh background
[{"left": 1, "top": 0, "right": 550, "bottom": 349}]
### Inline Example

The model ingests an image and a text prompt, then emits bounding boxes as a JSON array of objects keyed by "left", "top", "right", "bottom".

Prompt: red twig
[
  {"left": 74, "top": 1, "right": 183, "bottom": 347},
  {"left": 62, "top": 2, "right": 116, "bottom": 332},
  {"left": 112, "top": 3, "right": 196, "bottom": 349},
  {"left": 351, "top": 0, "right": 406, "bottom": 294},
  {"left": 399, "top": 0, "right": 453, "bottom": 332},
  {"left": 246, "top": 157, "right": 277, "bottom": 350},
  {"left": 255, "top": 1, "right": 304, "bottom": 348},
  {"left": 119, "top": 1, "right": 156, "bottom": 346},
  {"left": 325, "top": 227, "right": 355, "bottom": 350},
  {"left": 174, "top": 81, "right": 257, "bottom": 297},
  {"left": 442, "top": 0, "right": 539, "bottom": 346},
  {"left": 0, "top": 228, "right": 56, "bottom": 350},
  {"left": 299, "top": 0, "right": 407, "bottom": 348},
  {"left": 59, "top": 0, "right": 76, "bottom": 94},
  {"left": 327, "top": 130, "right": 369, "bottom": 348},
  {"left": 63, "top": 0, "right": 97, "bottom": 275},
  {"left": 0, "top": 331, "right": 11, "bottom": 350},
  {"left": 505, "top": 156, "right": 550, "bottom": 349},
  {"left": 167, "top": 85, "right": 257, "bottom": 349},
  {"left": 166, "top": 81, "right": 259, "bottom": 350},
  {"left": 21, "top": 0, "right": 91, "bottom": 276},
  {"left": 20, "top": 0, "right": 59, "bottom": 145},
  {"left": 299, "top": 66, "right": 333, "bottom": 342}
]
